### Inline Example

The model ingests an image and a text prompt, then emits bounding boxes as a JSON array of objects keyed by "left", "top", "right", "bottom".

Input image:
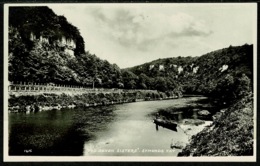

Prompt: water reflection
[
  {"left": 156, "top": 124, "right": 158, "bottom": 131},
  {"left": 82, "top": 98, "right": 209, "bottom": 156},
  {"left": 9, "top": 106, "right": 116, "bottom": 156}
]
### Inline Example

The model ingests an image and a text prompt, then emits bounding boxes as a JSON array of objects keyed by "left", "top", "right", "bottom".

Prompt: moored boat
[{"left": 153, "top": 118, "right": 178, "bottom": 131}]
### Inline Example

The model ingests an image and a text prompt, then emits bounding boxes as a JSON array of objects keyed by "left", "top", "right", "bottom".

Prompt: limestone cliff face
[
  {"left": 58, "top": 37, "right": 76, "bottom": 57},
  {"left": 29, "top": 31, "right": 76, "bottom": 57},
  {"left": 9, "top": 6, "right": 85, "bottom": 57}
]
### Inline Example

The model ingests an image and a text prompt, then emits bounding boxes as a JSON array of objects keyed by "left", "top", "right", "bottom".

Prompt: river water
[{"left": 9, "top": 97, "right": 211, "bottom": 156}]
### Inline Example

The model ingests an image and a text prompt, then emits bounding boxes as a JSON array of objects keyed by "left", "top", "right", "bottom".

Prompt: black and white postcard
[{"left": 3, "top": 3, "right": 257, "bottom": 162}]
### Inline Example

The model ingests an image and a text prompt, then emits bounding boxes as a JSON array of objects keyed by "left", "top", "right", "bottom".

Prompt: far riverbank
[{"left": 8, "top": 90, "right": 181, "bottom": 113}]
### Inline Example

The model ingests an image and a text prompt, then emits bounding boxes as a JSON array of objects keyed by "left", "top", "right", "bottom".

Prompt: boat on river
[{"left": 153, "top": 118, "right": 178, "bottom": 131}]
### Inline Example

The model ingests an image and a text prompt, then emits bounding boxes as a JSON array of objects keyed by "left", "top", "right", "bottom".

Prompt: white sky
[{"left": 48, "top": 3, "right": 257, "bottom": 68}]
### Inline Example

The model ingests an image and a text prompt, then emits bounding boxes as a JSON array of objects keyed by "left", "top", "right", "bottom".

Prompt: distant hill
[{"left": 127, "top": 44, "right": 253, "bottom": 101}]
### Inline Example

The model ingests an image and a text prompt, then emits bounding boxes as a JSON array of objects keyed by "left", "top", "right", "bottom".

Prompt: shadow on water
[
  {"left": 154, "top": 98, "right": 218, "bottom": 118},
  {"left": 9, "top": 123, "right": 88, "bottom": 156},
  {"left": 9, "top": 105, "right": 116, "bottom": 156}
]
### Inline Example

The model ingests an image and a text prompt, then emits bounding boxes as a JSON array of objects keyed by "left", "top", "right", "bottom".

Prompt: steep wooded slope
[{"left": 128, "top": 44, "right": 253, "bottom": 98}]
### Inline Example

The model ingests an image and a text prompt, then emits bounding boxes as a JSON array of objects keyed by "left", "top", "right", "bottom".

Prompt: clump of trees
[{"left": 211, "top": 73, "right": 251, "bottom": 105}]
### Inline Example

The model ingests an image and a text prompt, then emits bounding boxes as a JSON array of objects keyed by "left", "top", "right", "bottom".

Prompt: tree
[
  {"left": 154, "top": 77, "right": 167, "bottom": 92},
  {"left": 8, "top": 27, "right": 30, "bottom": 82},
  {"left": 127, "top": 80, "right": 136, "bottom": 89},
  {"left": 234, "top": 74, "right": 251, "bottom": 99},
  {"left": 137, "top": 73, "right": 150, "bottom": 89},
  {"left": 122, "top": 70, "right": 138, "bottom": 89},
  {"left": 211, "top": 74, "right": 237, "bottom": 104}
]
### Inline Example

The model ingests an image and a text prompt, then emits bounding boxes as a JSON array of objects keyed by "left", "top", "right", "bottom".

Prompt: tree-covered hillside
[
  {"left": 128, "top": 44, "right": 253, "bottom": 103},
  {"left": 8, "top": 7, "right": 123, "bottom": 88}
]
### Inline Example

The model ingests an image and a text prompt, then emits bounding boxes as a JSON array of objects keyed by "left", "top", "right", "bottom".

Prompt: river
[{"left": 8, "top": 97, "right": 212, "bottom": 156}]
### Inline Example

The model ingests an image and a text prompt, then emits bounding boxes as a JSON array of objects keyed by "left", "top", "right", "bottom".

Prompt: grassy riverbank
[
  {"left": 8, "top": 90, "right": 178, "bottom": 113},
  {"left": 178, "top": 94, "right": 254, "bottom": 156}
]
